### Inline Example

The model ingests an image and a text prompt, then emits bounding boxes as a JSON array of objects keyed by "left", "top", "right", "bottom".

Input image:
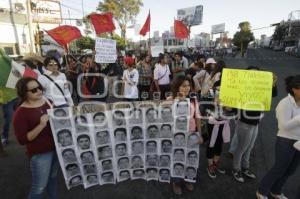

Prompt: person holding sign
[
  {"left": 167, "top": 76, "right": 203, "bottom": 195},
  {"left": 256, "top": 75, "right": 300, "bottom": 199},
  {"left": 122, "top": 56, "right": 139, "bottom": 101},
  {"left": 137, "top": 54, "right": 153, "bottom": 100},
  {"left": 154, "top": 54, "right": 171, "bottom": 100}
]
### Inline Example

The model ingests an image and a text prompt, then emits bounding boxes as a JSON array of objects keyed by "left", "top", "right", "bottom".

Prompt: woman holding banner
[
  {"left": 256, "top": 75, "right": 300, "bottom": 199},
  {"left": 13, "top": 77, "right": 58, "bottom": 199}
]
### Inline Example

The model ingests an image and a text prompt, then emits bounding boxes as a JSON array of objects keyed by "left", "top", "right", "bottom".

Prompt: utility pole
[{"left": 26, "top": 0, "right": 35, "bottom": 53}]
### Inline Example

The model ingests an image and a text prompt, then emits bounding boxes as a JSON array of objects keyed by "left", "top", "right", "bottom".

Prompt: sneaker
[
  {"left": 270, "top": 192, "right": 288, "bottom": 199},
  {"left": 172, "top": 183, "right": 182, "bottom": 195},
  {"left": 256, "top": 191, "right": 268, "bottom": 199},
  {"left": 242, "top": 169, "right": 256, "bottom": 179},
  {"left": 232, "top": 170, "right": 244, "bottom": 183},
  {"left": 214, "top": 161, "right": 226, "bottom": 174},
  {"left": 207, "top": 165, "right": 217, "bottom": 179}
]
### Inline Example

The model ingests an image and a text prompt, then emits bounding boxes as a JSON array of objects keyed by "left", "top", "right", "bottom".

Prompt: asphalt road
[{"left": 0, "top": 48, "right": 299, "bottom": 199}]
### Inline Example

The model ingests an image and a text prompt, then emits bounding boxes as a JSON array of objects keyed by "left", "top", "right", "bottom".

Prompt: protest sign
[
  {"left": 95, "top": 38, "right": 117, "bottom": 63},
  {"left": 219, "top": 68, "right": 273, "bottom": 111},
  {"left": 151, "top": 46, "right": 164, "bottom": 57}
]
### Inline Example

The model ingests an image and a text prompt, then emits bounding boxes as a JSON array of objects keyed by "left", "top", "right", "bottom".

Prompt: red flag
[
  {"left": 46, "top": 25, "right": 82, "bottom": 48},
  {"left": 139, "top": 11, "right": 151, "bottom": 36},
  {"left": 89, "top": 12, "right": 116, "bottom": 34},
  {"left": 174, "top": 20, "right": 189, "bottom": 39}
]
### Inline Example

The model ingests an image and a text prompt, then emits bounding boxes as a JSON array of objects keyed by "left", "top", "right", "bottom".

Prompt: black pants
[
  {"left": 138, "top": 85, "right": 151, "bottom": 101},
  {"left": 158, "top": 84, "right": 171, "bottom": 100},
  {"left": 206, "top": 123, "right": 224, "bottom": 159}
]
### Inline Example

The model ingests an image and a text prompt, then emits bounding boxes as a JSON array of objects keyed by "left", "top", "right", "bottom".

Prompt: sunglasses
[{"left": 27, "top": 85, "right": 43, "bottom": 93}]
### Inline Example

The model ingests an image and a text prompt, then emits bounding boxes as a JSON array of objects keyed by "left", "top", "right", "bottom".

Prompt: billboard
[
  {"left": 177, "top": 5, "right": 203, "bottom": 26},
  {"left": 31, "top": 0, "right": 62, "bottom": 24},
  {"left": 211, "top": 23, "right": 225, "bottom": 34}
]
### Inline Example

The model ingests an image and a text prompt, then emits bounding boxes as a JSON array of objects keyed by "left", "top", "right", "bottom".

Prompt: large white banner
[
  {"left": 177, "top": 5, "right": 203, "bottom": 26},
  {"left": 211, "top": 23, "right": 225, "bottom": 34},
  {"left": 48, "top": 100, "right": 200, "bottom": 189},
  {"left": 31, "top": 0, "right": 62, "bottom": 24},
  {"left": 95, "top": 38, "right": 117, "bottom": 64}
]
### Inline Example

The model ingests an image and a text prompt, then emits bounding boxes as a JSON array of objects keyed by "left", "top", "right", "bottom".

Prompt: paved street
[{"left": 0, "top": 48, "right": 299, "bottom": 199}]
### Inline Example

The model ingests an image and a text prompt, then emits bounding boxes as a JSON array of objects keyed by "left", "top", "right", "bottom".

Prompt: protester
[
  {"left": 122, "top": 56, "right": 139, "bottom": 101},
  {"left": 167, "top": 76, "right": 203, "bottom": 195},
  {"left": 13, "top": 77, "right": 58, "bottom": 199},
  {"left": 154, "top": 53, "right": 171, "bottom": 100},
  {"left": 256, "top": 75, "right": 300, "bottom": 199},
  {"left": 38, "top": 57, "right": 73, "bottom": 107},
  {"left": 172, "top": 52, "right": 186, "bottom": 77},
  {"left": 137, "top": 54, "right": 152, "bottom": 100}
]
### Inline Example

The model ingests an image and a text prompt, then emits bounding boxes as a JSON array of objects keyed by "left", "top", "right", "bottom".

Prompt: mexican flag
[{"left": 0, "top": 49, "right": 37, "bottom": 89}]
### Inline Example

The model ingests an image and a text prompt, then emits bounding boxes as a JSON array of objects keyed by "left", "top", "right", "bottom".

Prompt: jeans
[
  {"left": 258, "top": 137, "right": 300, "bottom": 195},
  {"left": 1, "top": 98, "right": 18, "bottom": 140},
  {"left": 233, "top": 121, "right": 258, "bottom": 170},
  {"left": 28, "top": 151, "right": 59, "bottom": 199}
]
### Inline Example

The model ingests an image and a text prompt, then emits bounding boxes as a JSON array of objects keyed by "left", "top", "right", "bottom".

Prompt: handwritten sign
[
  {"left": 219, "top": 69, "right": 273, "bottom": 111},
  {"left": 95, "top": 38, "right": 117, "bottom": 63}
]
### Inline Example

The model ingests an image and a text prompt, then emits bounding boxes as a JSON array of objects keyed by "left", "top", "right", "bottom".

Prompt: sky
[{"left": 60, "top": 0, "right": 300, "bottom": 41}]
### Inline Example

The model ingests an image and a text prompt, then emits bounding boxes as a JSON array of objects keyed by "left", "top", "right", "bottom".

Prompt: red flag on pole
[
  {"left": 46, "top": 25, "right": 82, "bottom": 48},
  {"left": 139, "top": 11, "right": 151, "bottom": 36},
  {"left": 174, "top": 20, "right": 189, "bottom": 39},
  {"left": 89, "top": 12, "right": 116, "bottom": 34}
]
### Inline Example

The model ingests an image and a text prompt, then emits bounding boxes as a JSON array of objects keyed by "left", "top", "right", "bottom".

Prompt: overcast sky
[{"left": 60, "top": 0, "right": 300, "bottom": 40}]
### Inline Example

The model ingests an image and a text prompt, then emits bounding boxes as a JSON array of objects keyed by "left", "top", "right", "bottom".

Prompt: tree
[
  {"left": 272, "top": 25, "right": 285, "bottom": 44},
  {"left": 232, "top": 21, "right": 255, "bottom": 56},
  {"left": 97, "top": 0, "right": 143, "bottom": 40},
  {"left": 75, "top": 36, "right": 95, "bottom": 50}
]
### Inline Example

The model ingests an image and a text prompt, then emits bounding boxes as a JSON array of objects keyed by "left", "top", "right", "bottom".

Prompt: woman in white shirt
[
  {"left": 257, "top": 75, "right": 300, "bottom": 199},
  {"left": 38, "top": 57, "right": 73, "bottom": 107},
  {"left": 122, "top": 57, "right": 139, "bottom": 101},
  {"left": 154, "top": 54, "right": 171, "bottom": 100}
]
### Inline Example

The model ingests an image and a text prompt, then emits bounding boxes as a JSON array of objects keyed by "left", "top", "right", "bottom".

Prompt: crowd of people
[{"left": 0, "top": 48, "right": 299, "bottom": 199}]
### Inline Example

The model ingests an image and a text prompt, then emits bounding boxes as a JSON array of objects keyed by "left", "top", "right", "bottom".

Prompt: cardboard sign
[{"left": 95, "top": 38, "right": 117, "bottom": 63}]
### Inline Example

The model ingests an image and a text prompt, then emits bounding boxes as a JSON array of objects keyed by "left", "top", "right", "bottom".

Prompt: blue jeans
[
  {"left": 28, "top": 151, "right": 59, "bottom": 199},
  {"left": 258, "top": 137, "right": 300, "bottom": 195},
  {"left": 1, "top": 98, "right": 17, "bottom": 140}
]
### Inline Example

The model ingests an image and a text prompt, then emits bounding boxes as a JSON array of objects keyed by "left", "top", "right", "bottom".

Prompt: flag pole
[{"left": 148, "top": 10, "right": 151, "bottom": 55}]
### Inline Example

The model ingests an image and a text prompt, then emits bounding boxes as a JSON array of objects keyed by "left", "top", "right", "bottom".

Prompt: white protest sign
[
  {"left": 95, "top": 38, "right": 117, "bottom": 63},
  {"left": 151, "top": 46, "right": 164, "bottom": 57}
]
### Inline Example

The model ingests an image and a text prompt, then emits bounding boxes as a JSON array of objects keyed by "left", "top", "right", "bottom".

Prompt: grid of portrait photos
[{"left": 48, "top": 100, "right": 200, "bottom": 189}]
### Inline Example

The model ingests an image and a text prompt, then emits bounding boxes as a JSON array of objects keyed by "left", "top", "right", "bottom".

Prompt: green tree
[
  {"left": 232, "top": 21, "right": 255, "bottom": 56},
  {"left": 75, "top": 36, "right": 95, "bottom": 50},
  {"left": 97, "top": 0, "right": 143, "bottom": 40},
  {"left": 99, "top": 33, "right": 127, "bottom": 50},
  {"left": 272, "top": 25, "right": 285, "bottom": 43}
]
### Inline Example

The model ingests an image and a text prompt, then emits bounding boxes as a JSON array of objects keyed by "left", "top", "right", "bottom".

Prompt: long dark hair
[
  {"left": 211, "top": 60, "right": 226, "bottom": 78},
  {"left": 15, "top": 77, "right": 43, "bottom": 106},
  {"left": 285, "top": 75, "right": 300, "bottom": 96},
  {"left": 171, "top": 76, "right": 191, "bottom": 98}
]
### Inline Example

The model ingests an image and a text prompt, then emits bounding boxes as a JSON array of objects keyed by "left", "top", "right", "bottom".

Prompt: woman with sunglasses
[
  {"left": 38, "top": 57, "right": 73, "bottom": 107},
  {"left": 13, "top": 77, "right": 58, "bottom": 199}
]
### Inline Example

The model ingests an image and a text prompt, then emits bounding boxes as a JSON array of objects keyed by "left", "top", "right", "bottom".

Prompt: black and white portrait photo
[
  {"left": 130, "top": 126, "right": 144, "bottom": 140},
  {"left": 146, "top": 155, "right": 158, "bottom": 167},
  {"left": 93, "top": 112, "right": 107, "bottom": 127},
  {"left": 175, "top": 116, "right": 188, "bottom": 131},
  {"left": 101, "top": 159, "right": 113, "bottom": 171},
  {"left": 129, "top": 108, "right": 143, "bottom": 124},
  {"left": 146, "top": 168, "right": 158, "bottom": 180},
  {"left": 159, "top": 155, "right": 171, "bottom": 167},
  {"left": 80, "top": 151, "right": 95, "bottom": 164},
  {"left": 173, "top": 163, "right": 185, "bottom": 177},
  {"left": 77, "top": 134, "right": 91, "bottom": 150},
  {"left": 145, "top": 108, "right": 158, "bottom": 123},
  {"left": 185, "top": 167, "right": 197, "bottom": 182},
  {"left": 187, "top": 133, "right": 200, "bottom": 149},
  {"left": 175, "top": 100, "right": 189, "bottom": 116},
  {"left": 117, "top": 157, "right": 130, "bottom": 170},
  {"left": 114, "top": 128, "right": 127, "bottom": 143},
  {"left": 132, "top": 169, "right": 145, "bottom": 179},
  {"left": 112, "top": 110, "right": 126, "bottom": 126},
  {"left": 53, "top": 119, "right": 72, "bottom": 130},
  {"left": 83, "top": 164, "right": 97, "bottom": 175},
  {"left": 146, "top": 125, "right": 159, "bottom": 139},
  {"left": 115, "top": 143, "right": 128, "bottom": 157},
  {"left": 62, "top": 148, "right": 77, "bottom": 164},
  {"left": 66, "top": 163, "right": 81, "bottom": 177},
  {"left": 146, "top": 141, "right": 157, "bottom": 154},
  {"left": 69, "top": 175, "right": 82, "bottom": 187},
  {"left": 101, "top": 172, "right": 115, "bottom": 184},
  {"left": 53, "top": 108, "right": 69, "bottom": 118},
  {"left": 174, "top": 133, "right": 186, "bottom": 147},
  {"left": 173, "top": 149, "right": 185, "bottom": 162},
  {"left": 160, "top": 124, "right": 172, "bottom": 138},
  {"left": 159, "top": 169, "right": 171, "bottom": 182},
  {"left": 161, "top": 140, "right": 172, "bottom": 153},
  {"left": 57, "top": 129, "right": 73, "bottom": 147},
  {"left": 98, "top": 146, "right": 113, "bottom": 160},
  {"left": 161, "top": 106, "right": 173, "bottom": 122},
  {"left": 86, "top": 175, "right": 98, "bottom": 185},
  {"left": 131, "top": 141, "right": 144, "bottom": 155},
  {"left": 187, "top": 151, "right": 199, "bottom": 166},
  {"left": 74, "top": 115, "right": 89, "bottom": 133},
  {"left": 118, "top": 170, "right": 130, "bottom": 182},
  {"left": 131, "top": 155, "right": 144, "bottom": 169},
  {"left": 96, "top": 130, "right": 110, "bottom": 145}
]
